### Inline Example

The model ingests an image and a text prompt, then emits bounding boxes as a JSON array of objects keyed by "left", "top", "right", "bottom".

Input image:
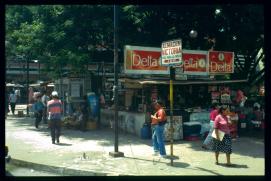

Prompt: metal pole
[
  {"left": 109, "top": 5, "right": 124, "bottom": 158},
  {"left": 170, "top": 66, "right": 174, "bottom": 166},
  {"left": 38, "top": 62, "right": 40, "bottom": 81},
  {"left": 114, "top": 4, "right": 119, "bottom": 153},
  {"left": 26, "top": 59, "right": 29, "bottom": 116},
  {"left": 60, "top": 67, "right": 63, "bottom": 116}
]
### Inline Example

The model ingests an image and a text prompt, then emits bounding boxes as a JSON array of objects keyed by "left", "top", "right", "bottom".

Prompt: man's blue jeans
[
  {"left": 203, "top": 120, "right": 214, "bottom": 148},
  {"left": 152, "top": 124, "right": 166, "bottom": 156}
]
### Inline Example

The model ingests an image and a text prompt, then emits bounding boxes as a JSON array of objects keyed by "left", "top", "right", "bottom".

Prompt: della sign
[
  {"left": 209, "top": 51, "right": 234, "bottom": 74},
  {"left": 124, "top": 45, "right": 169, "bottom": 74}
]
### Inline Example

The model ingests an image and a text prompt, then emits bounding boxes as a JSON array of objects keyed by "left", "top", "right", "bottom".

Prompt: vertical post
[
  {"left": 169, "top": 66, "right": 175, "bottom": 166},
  {"left": 38, "top": 62, "right": 40, "bottom": 81},
  {"left": 60, "top": 67, "right": 63, "bottom": 116},
  {"left": 26, "top": 59, "right": 29, "bottom": 116},
  {"left": 109, "top": 5, "right": 124, "bottom": 158}
]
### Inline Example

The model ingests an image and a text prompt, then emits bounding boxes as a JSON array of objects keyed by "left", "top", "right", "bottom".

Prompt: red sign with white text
[
  {"left": 124, "top": 46, "right": 169, "bottom": 74},
  {"left": 209, "top": 51, "right": 234, "bottom": 74},
  {"left": 182, "top": 50, "right": 208, "bottom": 75}
]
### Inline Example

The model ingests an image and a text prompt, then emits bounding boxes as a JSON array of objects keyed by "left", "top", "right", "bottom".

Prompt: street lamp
[
  {"left": 26, "top": 58, "right": 30, "bottom": 116},
  {"left": 215, "top": 8, "right": 222, "bottom": 15},
  {"left": 109, "top": 5, "right": 124, "bottom": 158}
]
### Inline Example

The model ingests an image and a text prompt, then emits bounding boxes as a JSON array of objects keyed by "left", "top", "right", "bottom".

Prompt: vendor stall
[{"left": 100, "top": 77, "right": 248, "bottom": 139}]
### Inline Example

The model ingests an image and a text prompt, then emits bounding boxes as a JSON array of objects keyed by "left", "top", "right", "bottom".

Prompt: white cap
[{"left": 51, "top": 91, "right": 58, "bottom": 97}]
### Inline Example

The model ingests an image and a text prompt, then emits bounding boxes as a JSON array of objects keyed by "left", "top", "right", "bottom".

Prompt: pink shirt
[
  {"left": 214, "top": 114, "right": 230, "bottom": 134},
  {"left": 210, "top": 109, "right": 218, "bottom": 121}
]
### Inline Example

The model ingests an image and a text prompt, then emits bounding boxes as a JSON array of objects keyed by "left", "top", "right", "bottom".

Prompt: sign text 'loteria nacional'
[
  {"left": 161, "top": 39, "right": 183, "bottom": 66},
  {"left": 124, "top": 46, "right": 169, "bottom": 74}
]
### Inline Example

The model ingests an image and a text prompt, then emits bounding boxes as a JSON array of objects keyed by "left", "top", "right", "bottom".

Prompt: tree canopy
[{"left": 5, "top": 5, "right": 264, "bottom": 80}]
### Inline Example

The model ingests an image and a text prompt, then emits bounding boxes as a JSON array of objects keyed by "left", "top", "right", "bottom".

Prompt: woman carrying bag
[{"left": 212, "top": 107, "right": 233, "bottom": 166}]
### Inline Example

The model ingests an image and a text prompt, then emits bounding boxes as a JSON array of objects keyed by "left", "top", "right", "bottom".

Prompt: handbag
[{"left": 211, "top": 129, "right": 225, "bottom": 141}]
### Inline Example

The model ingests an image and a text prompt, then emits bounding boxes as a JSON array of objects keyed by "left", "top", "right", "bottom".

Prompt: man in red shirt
[
  {"left": 202, "top": 103, "right": 218, "bottom": 149},
  {"left": 151, "top": 100, "right": 167, "bottom": 158},
  {"left": 47, "top": 91, "right": 63, "bottom": 144}
]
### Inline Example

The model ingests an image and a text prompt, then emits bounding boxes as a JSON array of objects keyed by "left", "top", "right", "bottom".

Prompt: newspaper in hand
[{"left": 212, "top": 129, "right": 225, "bottom": 141}]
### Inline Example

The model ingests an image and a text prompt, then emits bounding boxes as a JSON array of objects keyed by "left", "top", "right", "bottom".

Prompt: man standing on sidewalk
[
  {"left": 151, "top": 100, "right": 167, "bottom": 158},
  {"left": 15, "top": 88, "right": 21, "bottom": 104},
  {"left": 9, "top": 90, "right": 17, "bottom": 115},
  {"left": 47, "top": 91, "right": 63, "bottom": 144}
]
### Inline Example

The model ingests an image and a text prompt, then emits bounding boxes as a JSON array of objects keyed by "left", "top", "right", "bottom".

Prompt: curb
[{"left": 9, "top": 158, "right": 120, "bottom": 176}]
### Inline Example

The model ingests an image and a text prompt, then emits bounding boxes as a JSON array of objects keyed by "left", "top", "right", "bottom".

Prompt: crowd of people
[{"left": 150, "top": 100, "right": 264, "bottom": 166}]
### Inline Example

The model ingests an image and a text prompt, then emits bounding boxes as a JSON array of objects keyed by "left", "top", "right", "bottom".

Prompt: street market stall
[{"left": 100, "top": 44, "right": 263, "bottom": 140}]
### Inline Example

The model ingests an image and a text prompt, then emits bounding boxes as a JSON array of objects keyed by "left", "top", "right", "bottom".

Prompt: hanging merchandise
[
  {"left": 235, "top": 89, "right": 244, "bottom": 104},
  {"left": 211, "top": 92, "right": 220, "bottom": 99},
  {"left": 221, "top": 93, "right": 231, "bottom": 104},
  {"left": 259, "top": 86, "right": 265, "bottom": 96},
  {"left": 151, "top": 87, "right": 158, "bottom": 102},
  {"left": 240, "top": 96, "right": 247, "bottom": 107}
]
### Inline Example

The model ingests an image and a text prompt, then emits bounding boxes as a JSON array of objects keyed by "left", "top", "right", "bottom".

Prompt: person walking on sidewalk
[
  {"left": 212, "top": 107, "right": 233, "bottom": 166},
  {"left": 9, "top": 90, "right": 17, "bottom": 115},
  {"left": 151, "top": 100, "right": 167, "bottom": 158},
  {"left": 202, "top": 103, "right": 219, "bottom": 150},
  {"left": 47, "top": 91, "right": 63, "bottom": 144},
  {"left": 33, "top": 95, "right": 44, "bottom": 129},
  {"left": 41, "top": 91, "right": 50, "bottom": 124}
]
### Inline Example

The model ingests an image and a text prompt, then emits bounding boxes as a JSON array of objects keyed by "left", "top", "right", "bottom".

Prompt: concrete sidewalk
[{"left": 5, "top": 114, "right": 265, "bottom": 176}]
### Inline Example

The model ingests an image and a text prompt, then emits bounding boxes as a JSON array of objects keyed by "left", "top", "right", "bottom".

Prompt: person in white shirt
[
  {"left": 9, "top": 91, "right": 17, "bottom": 115},
  {"left": 15, "top": 89, "right": 21, "bottom": 103},
  {"left": 41, "top": 91, "right": 50, "bottom": 124}
]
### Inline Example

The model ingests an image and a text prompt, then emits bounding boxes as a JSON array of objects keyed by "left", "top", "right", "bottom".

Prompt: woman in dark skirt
[{"left": 212, "top": 107, "right": 233, "bottom": 166}]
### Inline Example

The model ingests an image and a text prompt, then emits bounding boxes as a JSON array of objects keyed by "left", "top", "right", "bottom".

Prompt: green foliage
[{"left": 6, "top": 5, "right": 264, "bottom": 80}]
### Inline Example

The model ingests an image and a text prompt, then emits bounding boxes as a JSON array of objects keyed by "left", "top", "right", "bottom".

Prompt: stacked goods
[
  {"left": 164, "top": 116, "right": 183, "bottom": 141},
  {"left": 62, "top": 116, "right": 80, "bottom": 129},
  {"left": 189, "top": 112, "right": 210, "bottom": 135},
  {"left": 86, "top": 120, "right": 97, "bottom": 130},
  {"left": 183, "top": 121, "right": 201, "bottom": 141},
  {"left": 226, "top": 111, "right": 238, "bottom": 138},
  {"left": 17, "top": 110, "right": 24, "bottom": 117},
  {"left": 141, "top": 123, "right": 151, "bottom": 139}
]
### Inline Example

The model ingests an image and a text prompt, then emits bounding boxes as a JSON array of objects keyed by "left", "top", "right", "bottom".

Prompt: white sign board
[{"left": 161, "top": 39, "right": 183, "bottom": 66}]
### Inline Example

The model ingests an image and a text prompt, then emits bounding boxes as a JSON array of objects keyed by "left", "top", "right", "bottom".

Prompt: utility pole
[
  {"left": 109, "top": 5, "right": 124, "bottom": 158},
  {"left": 26, "top": 58, "right": 29, "bottom": 116},
  {"left": 169, "top": 66, "right": 175, "bottom": 166}
]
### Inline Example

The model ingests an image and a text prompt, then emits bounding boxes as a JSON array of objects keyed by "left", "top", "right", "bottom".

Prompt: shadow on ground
[
  {"left": 193, "top": 167, "right": 222, "bottom": 175},
  {"left": 56, "top": 143, "right": 72, "bottom": 146},
  {"left": 166, "top": 162, "right": 190, "bottom": 168},
  {"left": 176, "top": 134, "right": 264, "bottom": 159},
  {"left": 217, "top": 163, "right": 249, "bottom": 168}
]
